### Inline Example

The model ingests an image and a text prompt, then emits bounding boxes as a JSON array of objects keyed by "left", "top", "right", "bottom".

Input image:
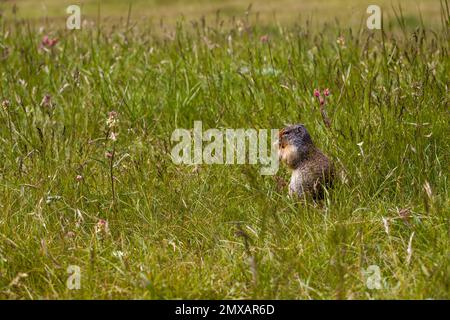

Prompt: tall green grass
[{"left": 0, "top": 3, "right": 448, "bottom": 299}]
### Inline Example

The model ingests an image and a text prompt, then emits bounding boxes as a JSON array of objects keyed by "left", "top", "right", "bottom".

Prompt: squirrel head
[{"left": 278, "top": 124, "right": 315, "bottom": 169}]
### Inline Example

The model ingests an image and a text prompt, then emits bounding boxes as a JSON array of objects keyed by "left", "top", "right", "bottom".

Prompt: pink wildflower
[
  {"left": 109, "top": 131, "right": 117, "bottom": 142},
  {"left": 313, "top": 89, "right": 321, "bottom": 98},
  {"left": 313, "top": 88, "right": 325, "bottom": 106},
  {"left": 41, "top": 35, "right": 58, "bottom": 48},
  {"left": 106, "top": 111, "right": 119, "bottom": 128},
  {"left": 40, "top": 94, "right": 52, "bottom": 108},
  {"left": 1, "top": 99, "right": 10, "bottom": 111}
]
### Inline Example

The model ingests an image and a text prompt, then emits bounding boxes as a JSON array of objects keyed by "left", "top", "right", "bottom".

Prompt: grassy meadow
[{"left": 0, "top": 0, "right": 449, "bottom": 299}]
